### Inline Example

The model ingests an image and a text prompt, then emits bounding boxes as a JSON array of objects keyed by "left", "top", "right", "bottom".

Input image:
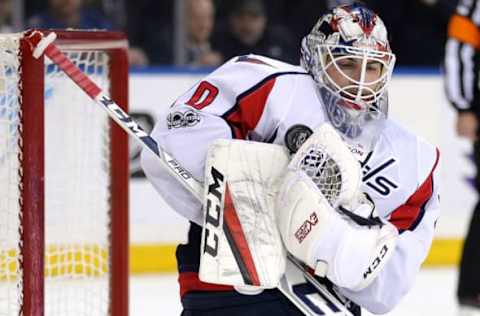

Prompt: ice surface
[{"left": 130, "top": 268, "right": 458, "bottom": 315}]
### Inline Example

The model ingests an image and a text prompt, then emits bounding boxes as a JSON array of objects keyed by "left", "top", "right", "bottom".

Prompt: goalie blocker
[{"left": 199, "top": 139, "right": 289, "bottom": 291}]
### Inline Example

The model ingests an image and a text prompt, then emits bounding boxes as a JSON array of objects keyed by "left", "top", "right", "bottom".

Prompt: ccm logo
[
  {"left": 202, "top": 167, "right": 225, "bottom": 257},
  {"left": 99, "top": 95, "right": 149, "bottom": 138},
  {"left": 295, "top": 212, "right": 318, "bottom": 243},
  {"left": 363, "top": 244, "right": 389, "bottom": 279}
]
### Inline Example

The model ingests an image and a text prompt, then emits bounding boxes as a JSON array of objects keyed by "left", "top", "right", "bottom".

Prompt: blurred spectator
[
  {"left": 368, "top": 0, "right": 456, "bottom": 66},
  {"left": 184, "top": 0, "right": 222, "bottom": 66},
  {"left": 227, "top": 0, "right": 454, "bottom": 66},
  {"left": 28, "top": 0, "right": 112, "bottom": 29},
  {"left": 260, "top": 0, "right": 455, "bottom": 66},
  {"left": 125, "top": 0, "right": 173, "bottom": 65},
  {"left": 0, "top": 0, "right": 12, "bottom": 33},
  {"left": 28, "top": 0, "right": 150, "bottom": 67},
  {"left": 265, "top": 0, "right": 328, "bottom": 50},
  {"left": 212, "top": 0, "right": 297, "bottom": 64},
  {"left": 444, "top": 0, "right": 480, "bottom": 312},
  {"left": 130, "top": 0, "right": 221, "bottom": 66}
]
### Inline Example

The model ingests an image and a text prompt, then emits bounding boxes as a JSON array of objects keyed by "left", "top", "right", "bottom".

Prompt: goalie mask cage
[{"left": 0, "top": 30, "right": 129, "bottom": 316}]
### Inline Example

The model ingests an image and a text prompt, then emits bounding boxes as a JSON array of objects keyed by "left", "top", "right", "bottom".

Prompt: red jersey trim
[
  {"left": 221, "top": 71, "right": 309, "bottom": 140},
  {"left": 389, "top": 148, "right": 440, "bottom": 232},
  {"left": 224, "top": 77, "right": 276, "bottom": 139}
]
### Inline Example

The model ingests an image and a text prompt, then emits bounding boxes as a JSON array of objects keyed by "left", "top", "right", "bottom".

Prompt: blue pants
[{"left": 180, "top": 289, "right": 304, "bottom": 316}]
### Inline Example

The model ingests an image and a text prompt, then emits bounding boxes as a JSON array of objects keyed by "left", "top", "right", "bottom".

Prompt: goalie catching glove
[{"left": 276, "top": 123, "right": 398, "bottom": 291}]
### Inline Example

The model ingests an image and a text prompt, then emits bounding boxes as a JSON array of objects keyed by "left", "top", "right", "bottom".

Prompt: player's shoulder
[
  {"left": 222, "top": 54, "right": 305, "bottom": 73},
  {"left": 207, "top": 54, "right": 308, "bottom": 90},
  {"left": 382, "top": 119, "right": 439, "bottom": 175}
]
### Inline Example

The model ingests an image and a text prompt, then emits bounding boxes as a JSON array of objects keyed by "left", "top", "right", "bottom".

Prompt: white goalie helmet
[{"left": 301, "top": 4, "right": 396, "bottom": 145}]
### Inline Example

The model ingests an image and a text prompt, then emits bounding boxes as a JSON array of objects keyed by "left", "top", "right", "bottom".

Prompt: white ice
[{"left": 130, "top": 267, "right": 458, "bottom": 315}]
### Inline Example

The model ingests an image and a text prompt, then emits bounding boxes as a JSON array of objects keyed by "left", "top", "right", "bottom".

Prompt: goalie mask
[{"left": 300, "top": 4, "right": 396, "bottom": 147}]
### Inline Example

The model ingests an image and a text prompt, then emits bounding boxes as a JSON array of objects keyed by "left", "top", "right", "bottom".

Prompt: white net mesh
[
  {"left": 0, "top": 34, "right": 22, "bottom": 316},
  {"left": 0, "top": 35, "right": 113, "bottom": 315},
  {"left": 44, "top": 50, "right": 111, "bottom": 316}
]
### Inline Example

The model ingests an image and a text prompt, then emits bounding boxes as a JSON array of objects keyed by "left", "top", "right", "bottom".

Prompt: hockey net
[{"left": 0, "top": 30, "right": 129, "bottom": 316}]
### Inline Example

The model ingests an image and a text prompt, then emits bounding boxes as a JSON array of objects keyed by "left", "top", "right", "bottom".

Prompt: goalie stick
[{"left": 28, "top": 30, "right": 354, "bottom": 316}]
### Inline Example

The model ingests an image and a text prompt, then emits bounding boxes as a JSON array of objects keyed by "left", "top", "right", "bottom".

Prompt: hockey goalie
[{"left": 141, "top": 3, "right": 440, "bottom": 315}]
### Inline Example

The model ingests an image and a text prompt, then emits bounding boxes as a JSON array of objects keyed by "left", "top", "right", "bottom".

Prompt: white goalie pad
[{"left": 199, "top": 139, "right": 289, "bottom": 289}]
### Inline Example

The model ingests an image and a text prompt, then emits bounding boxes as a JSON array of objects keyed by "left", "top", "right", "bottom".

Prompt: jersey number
[{"left": 186, "top": 81, "right": 219, "bottom": 110}]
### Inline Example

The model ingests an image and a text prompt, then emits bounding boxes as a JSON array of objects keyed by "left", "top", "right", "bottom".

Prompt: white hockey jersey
[{"left": 141, "top": 55, "right": 440, "bottom": 314}]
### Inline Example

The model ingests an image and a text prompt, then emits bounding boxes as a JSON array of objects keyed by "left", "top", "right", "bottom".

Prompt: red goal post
[{"left": 0, "top": 30, "right": 129, "bottom": 316}]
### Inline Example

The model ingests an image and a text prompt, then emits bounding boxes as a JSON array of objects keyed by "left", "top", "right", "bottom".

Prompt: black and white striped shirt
[{"left": 445, "top": 0, "right": 480, "bottom": 112}]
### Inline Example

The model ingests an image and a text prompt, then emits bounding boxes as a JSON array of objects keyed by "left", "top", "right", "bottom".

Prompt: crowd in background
[{"left": 0, "top": 0, "right": 459, "bottom": 67}]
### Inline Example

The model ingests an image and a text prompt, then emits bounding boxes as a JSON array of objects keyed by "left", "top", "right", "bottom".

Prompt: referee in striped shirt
[{"left": 445, "top": 0, "right": 480, "bottom": 314}]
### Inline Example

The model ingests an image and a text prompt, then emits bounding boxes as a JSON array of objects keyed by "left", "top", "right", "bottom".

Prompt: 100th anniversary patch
[{"left": 167, "top": 110, "right": 201, "bottom": 129}]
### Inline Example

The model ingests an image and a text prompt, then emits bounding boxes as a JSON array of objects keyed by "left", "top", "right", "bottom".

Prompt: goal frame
[{"left": 19, "top": 29, "right": 129, "bottom": 316}]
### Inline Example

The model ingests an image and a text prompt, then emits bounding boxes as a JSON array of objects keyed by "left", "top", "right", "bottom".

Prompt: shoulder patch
[{"left": 284, "top": 124, "right": 313, "bottom": 153}]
